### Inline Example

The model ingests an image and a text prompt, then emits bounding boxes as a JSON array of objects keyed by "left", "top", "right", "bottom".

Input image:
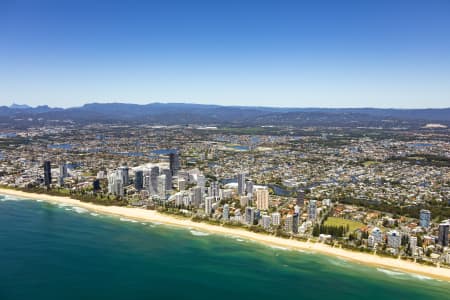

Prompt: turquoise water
[{"left": 1, "top": 195, "right": 449, "bottom": 300}]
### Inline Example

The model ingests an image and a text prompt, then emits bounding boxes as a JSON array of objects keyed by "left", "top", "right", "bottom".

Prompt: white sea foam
[
  {"left": 72, "top": 206, "right": 88, "bottom": 214},
  {"left": 270, "top": 245, "right": 289, "bottom": 251},
  {"left": 236, "top": 238, "right": 244, "bottom": 242},
  {"left": 409, "top": 274, "right": 432, "bottom": 280},
  {"left": 141, "top": 222, "right": 147, "bottom": 225},
  {"left": 90, "top": 213, "right": 99, "bottom": 217},
  {"left": 376, "top": 268, "right": 406, "bottom": 277},
  {"left": 327, "top": 258, "right": 349, "bottom": 267},
  {"left": 120, "top": 217, "right": 138, "bottom": 223},
  {"left": 0, "top": 195, "right": 20, "bottom": 201},
  {"left": 190, "top": 230, "right": 209, "bottom": 236}
]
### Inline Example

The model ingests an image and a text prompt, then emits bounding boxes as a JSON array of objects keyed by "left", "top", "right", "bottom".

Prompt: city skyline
[
  {"left": 2, "top": 0, "right": 450, "bottom": 108},
  {"left": 2, "top": 1, "right": 450, "bottom": 297}
]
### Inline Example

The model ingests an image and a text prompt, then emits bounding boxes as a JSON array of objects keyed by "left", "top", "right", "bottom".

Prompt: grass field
[{"left": 323, "top": 217, "right": 365, "bottom": 232}]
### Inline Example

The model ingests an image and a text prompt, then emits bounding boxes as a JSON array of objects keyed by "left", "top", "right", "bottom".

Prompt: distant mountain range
[{"left": 1, "top": 102, "right": 449, "bottom": 128}]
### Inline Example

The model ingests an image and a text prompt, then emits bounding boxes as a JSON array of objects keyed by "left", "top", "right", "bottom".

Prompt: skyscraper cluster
[
  {"left": 108, "top": 171, "right": 124, "bottom": 196},
  {"left": 135, "top": 165, "right": 172, "bottom": 199}
]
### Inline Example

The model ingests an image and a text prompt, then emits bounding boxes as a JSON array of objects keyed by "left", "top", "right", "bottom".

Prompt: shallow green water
[{"left": 1, "top": 195, "right": 449, "bottom": 300}]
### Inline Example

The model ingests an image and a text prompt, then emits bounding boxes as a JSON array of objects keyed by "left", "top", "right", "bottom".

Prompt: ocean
[{"left": 1, "top": 195, "right": 449, "bottom": 300}]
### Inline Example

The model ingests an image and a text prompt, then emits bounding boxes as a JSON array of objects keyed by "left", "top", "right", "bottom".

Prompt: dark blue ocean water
[{"left": 1, "top": 195, "right": 449, "bottom": 300}]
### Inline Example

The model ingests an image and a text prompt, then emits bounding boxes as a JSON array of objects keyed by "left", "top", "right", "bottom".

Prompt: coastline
[{"left": 2, "top": 188, "right": 450, "bottom": 282}]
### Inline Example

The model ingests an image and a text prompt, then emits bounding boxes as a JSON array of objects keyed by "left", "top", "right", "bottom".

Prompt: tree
[{"left": 312, "top": 224, "right": 320, "bottom": 237}]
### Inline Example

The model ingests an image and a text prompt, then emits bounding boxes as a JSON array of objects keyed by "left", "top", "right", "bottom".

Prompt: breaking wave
[
  {"left": 190, "top": 230, "right": 209, "bottom": 236},
  {"left": 120, "top": 217, "right": 138, "bottom": 223}
]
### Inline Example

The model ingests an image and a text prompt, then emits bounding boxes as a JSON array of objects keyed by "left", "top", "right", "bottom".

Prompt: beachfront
[{"left": 1, "top": 188, "right": 450, "bottom": 282}]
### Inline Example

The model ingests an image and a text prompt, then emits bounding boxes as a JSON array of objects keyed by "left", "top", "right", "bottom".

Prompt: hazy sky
[{"left": 1, "top": 0, "right": 450, "bottom": 108}]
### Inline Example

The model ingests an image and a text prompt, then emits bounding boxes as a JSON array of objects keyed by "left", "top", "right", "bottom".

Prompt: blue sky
[{"left": 1, "top": 0, "right": 450, "bottom": 108}]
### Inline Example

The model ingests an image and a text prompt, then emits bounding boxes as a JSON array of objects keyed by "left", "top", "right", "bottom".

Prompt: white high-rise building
[
  {"left": 183, "top": 194, "right": 190, "bottom": 207},
  {"left": 387, "top": 230, "right": 401, "bottom": 249},
  {"left": 262, "top": 215, "right": 271, "bottom": 229},
  {"left": 209, "top": 181, "right": 220, "bottom": 200},
  {"left": 371, "top": 227, "right": 383, "bottom": 244},
  {"left": 220, "top": 189, "right": 232, "bottom": 200},
  {"left": 308, "top": 200, "right": 317, "bottom": 221},
  {"left": 233, "top": 209, "right": 242, "bottom": 223},
  {"left": 196, "top": 174, "right": 206, "bottom": 196},
  {"left": 255, "top": 189, "right": 269, "bottom": 211},
  {"left": 178, "top": 178, "right": 186, "bottom": 191},
  {"left": 409, "top": 236, "right": 418, "bottom": 256},
  {"left": 245, "top": 207, "right": 255, "bottom": 225},
  {"left": 150, "top": 166, "right": 160, "bottom": 195},
  {"left": 271, "top": 212, "right": 281, "bottom": 226},
  {"left": 192, "top": 186, "right": 202, "bottom": 208},
  {"left": 237, "top": 173, "right": 245, "bottom": 195},
  {"left": 205, "top": 196, "right": 213, "bottom": 215},
  {"left": 240, "top": 195, "right": 250, "bottom": 207},
  {"left": 158, "top": 174, "right": 166, "bottom": 199},
  {"left": 118, "top": 166, "right": 129, "bottom": 186},
  {"left": 284, "top": 214, "right": 293, "bottom": 233},
  {"left": 175, "top": 193, "right": 184, "bottom": 206},
  {"left": 246, "top": 180, "right": 254, "bottom": 195},
  {"left": 161, "top": 168, "right": 172, "bottom": 191},
  {"left": 223, "top": 204, "right": 229, "bottom": 220},
  {"left": 108, "top": 171, "right": 124, "bottom": 196},
  {"left": 96, "top": 170, "right": 106, "bottom": 179},
  {"left": 197, "top": 174, "right": 205, "bottom": 187},
  {"left": 59, "top": 163, "right": 68, "bottom": 178},
  {"left": 143, "top": 173, "right": 150, "bottom": 192},
  {"left": 58, "top": 175, "right": 64, "bottom": 187},
  {"left": 178, "top": 170, "right": 189, "bottom": 183}
]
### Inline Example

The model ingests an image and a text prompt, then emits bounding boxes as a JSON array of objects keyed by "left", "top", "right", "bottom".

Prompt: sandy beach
[{"left": 2, "top": 188, "right": 450, "bottom": 282}]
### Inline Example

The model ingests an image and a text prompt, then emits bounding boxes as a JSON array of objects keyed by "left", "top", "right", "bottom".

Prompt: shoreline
[{"left": 2, "top": 188, "right": 450, "bottom": 282}]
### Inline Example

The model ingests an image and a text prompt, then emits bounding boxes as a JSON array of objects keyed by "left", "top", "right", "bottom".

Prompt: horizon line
[{"left": 5, "top": 101, "right": 450, "bottom": 111}]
